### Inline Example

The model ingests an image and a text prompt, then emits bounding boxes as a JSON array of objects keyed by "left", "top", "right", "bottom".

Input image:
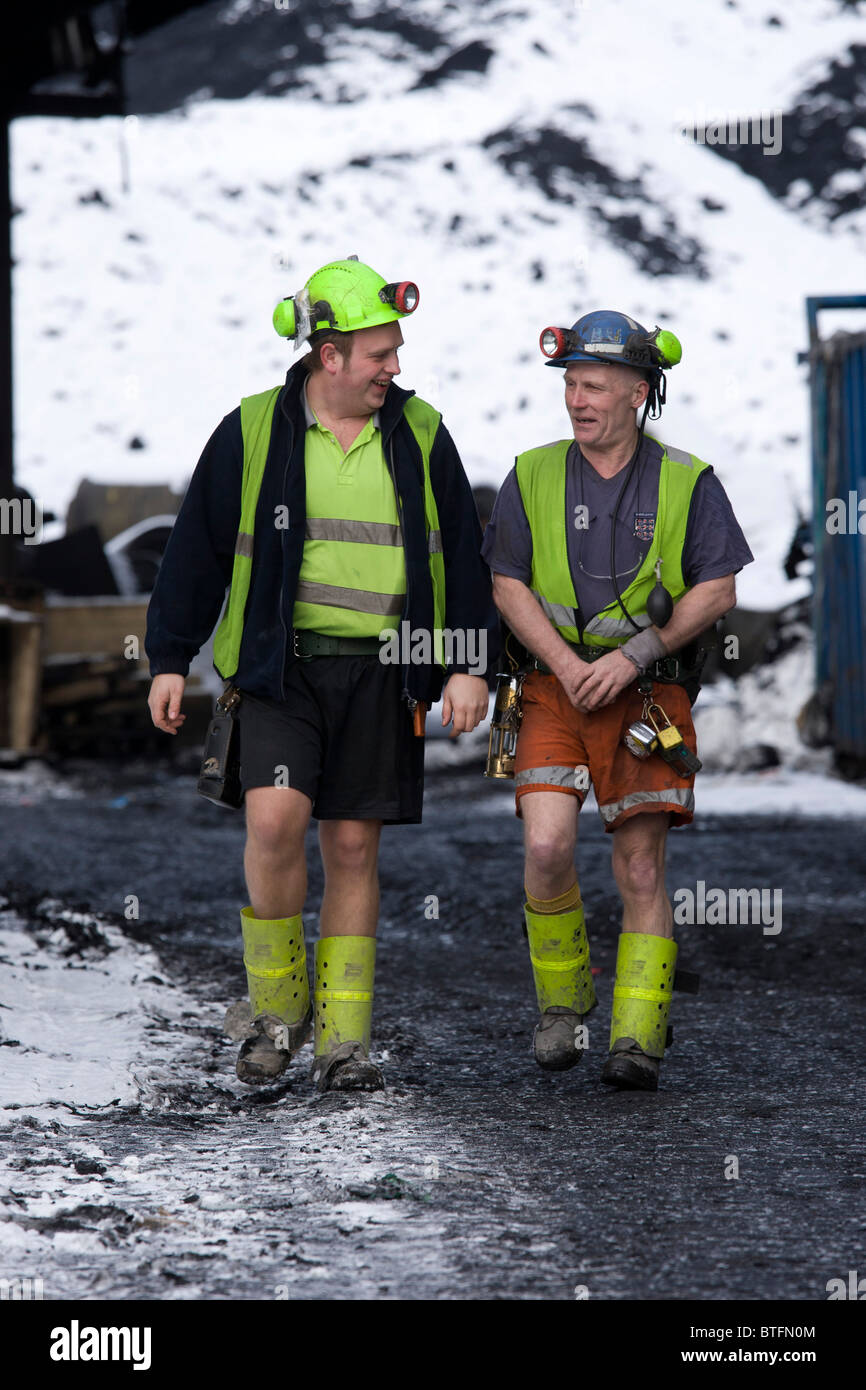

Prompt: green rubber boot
[
  {"left": 601, "top": 931, "right": 678, "bottom": 1092},
  {"left": 310, "top": 936, "right": 384, "bottom": 1093},
  {"left": 234, "top": 907, "right": 312, "bottom": 1085},
  {"left": 525, "top": 902, "right": 597, "bottom": 1071}
]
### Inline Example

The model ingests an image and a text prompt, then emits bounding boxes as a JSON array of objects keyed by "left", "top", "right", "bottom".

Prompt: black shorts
[{"left": 237, "top": 656, "right": 425, "bottom": 824}]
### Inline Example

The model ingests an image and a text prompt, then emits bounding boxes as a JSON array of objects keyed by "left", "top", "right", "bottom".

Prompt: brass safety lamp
[{"left": 485, "top": 672, "right": 525, "bottom": 779}]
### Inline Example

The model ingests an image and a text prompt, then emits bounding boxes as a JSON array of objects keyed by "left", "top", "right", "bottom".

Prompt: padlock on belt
[{"left": 646, "top": 702, "right": 702, "bottom": 776}]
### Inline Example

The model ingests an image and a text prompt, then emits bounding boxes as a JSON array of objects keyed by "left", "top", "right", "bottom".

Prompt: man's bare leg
[
  {"left": 318, "top": 820, "right": 382, "bottom": 937},
  {"left": 311, "top": 819, "right": 384, "bottom": 1092},
  {"left": 244, "top": 786, "right": 312, "bottom": 919},
  {"left": 522, "top": 791, "right": 580, "bottom": 901},
  {"left": 604, "top": 812, "right": 677, "bottom": 1090},
  {"left": 610, "top": 812, "right": 673, "bottom": 937},
  {"left": 521, "top": 791, "right": 595, "bottom": 1070},
  {"left": 234, "top": 786, "right": 315, "bottom": 1083}
]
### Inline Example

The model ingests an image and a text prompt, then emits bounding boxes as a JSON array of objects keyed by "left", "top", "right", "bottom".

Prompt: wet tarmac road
[{"left": 1, "top": 757, "right": 864, "bottom": 1303}]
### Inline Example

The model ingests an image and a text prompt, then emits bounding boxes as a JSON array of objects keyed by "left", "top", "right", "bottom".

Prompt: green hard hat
[{"left": 273, "top": 256, "right": 420, "bottom": 340}]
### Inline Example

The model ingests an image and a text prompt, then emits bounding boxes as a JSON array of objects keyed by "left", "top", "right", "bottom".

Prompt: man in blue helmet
[{"left": 482, "top": 309, "right": 753, "bottom": 1091}]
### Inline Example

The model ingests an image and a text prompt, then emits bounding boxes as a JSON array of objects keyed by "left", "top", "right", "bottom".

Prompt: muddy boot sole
[
  {"left": 311, "top": 1041, "right": 385, "bottom": 1094},
  {"left": 533, "top": 1006, "right": 586, "bottom": 1072},
  {"left": 236, "top": 1009, "right": 312, "bottom": 1086},
  {"left": 601, "top": 1038, "right": 660, "bottom": 1092}
]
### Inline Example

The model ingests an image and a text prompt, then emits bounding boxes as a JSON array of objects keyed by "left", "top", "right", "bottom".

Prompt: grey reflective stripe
[
  {"left": 428, "top": 529, "right": 443, "bottom": 554},
  {"left": 532, "top": 589, "right": 577, "bottom": 628},
  {"left": 295, "top": 580, "right": 404, "bottom": 616},
  {"left": 660, "top": 442, "right": 693, "bottom": 468},
  {"left": 515, "top": 764, "right": 587, "bottom": 790},
  {"left": 235, "top": 531, "right": 254, "bottom": 558},
  {"left": 599, "top": 787, "right": 695, "bottom": 825},
  {"left": 304, "top": 518, "right": 402, "bottom": 546},
  {"left": 583, "top": 612, "right": 651, "bottom": 638}
]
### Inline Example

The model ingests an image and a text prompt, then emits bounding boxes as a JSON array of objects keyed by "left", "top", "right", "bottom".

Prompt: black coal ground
[{"left": 1, "top": 758, "right": 864, "bottom": 1302}]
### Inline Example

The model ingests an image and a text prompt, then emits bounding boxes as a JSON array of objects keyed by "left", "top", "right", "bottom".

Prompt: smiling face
[
  {"left": 321, "top": 320, "right": 404, "bottom": 416},
  {"left": 563, "top": 361, "right": 649, "bottom": 454}
]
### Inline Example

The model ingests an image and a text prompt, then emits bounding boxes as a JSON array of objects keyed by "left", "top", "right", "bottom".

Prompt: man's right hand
[
  {"left": 558, "top": 648, "right": 637, "bottom": 712},
  {"left": 553, "top": 651, "right": 596, "bottom": 709},
  {"left": 148, "top": 674, "right": 187, "bottom": 734}
]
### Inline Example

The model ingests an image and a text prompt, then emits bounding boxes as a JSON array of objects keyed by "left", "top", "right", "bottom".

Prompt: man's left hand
[
  {"left": 571, "top": 649, "right": 638, "bottom": 712},
  {"left": 441, "top": 674, "right": 490, "bottom": 737}
]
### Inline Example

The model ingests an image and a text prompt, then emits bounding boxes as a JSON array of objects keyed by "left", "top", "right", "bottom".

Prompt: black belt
[
  {"left": 533, "top": 642, "right": 693, "bottom": 684},
  {"left": 532, "top": 642, "right": 606, "bottom": 674},
  {"left": 293, "top": 630, "right": 383, "bottom": 658}
]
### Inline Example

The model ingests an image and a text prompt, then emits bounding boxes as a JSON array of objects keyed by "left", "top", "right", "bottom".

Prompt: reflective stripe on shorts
[
  {"left": 600, "top": 787, "right": 694, "bottom": 825},
  {"left": 515, "top": 764, "right": 587, "bottom": 791}
]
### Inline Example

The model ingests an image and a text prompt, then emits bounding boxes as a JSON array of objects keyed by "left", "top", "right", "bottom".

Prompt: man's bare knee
[
  {"left": 612, "top": 818, "right": 668, "bottom": 900},
  {"left": 521, "top": 792, "right": 578, "bottom": 881},
  {"left": 613, "top": 850, "right": 664, "bottom": 901},
  {"left": 320, "top": 821, "right": 381, "bottom": 876},
  {"left": 524, "top": 820, "right": 576, "bottom": 879},
  {"left": 526, "top": 832, "right": 574, "bottom": 880},
  {"left": 245, "top": 788, "right": 310, "bottom": 858}
]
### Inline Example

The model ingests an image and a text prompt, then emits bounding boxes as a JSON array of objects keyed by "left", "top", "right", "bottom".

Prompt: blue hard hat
[{"left": 540, "top": 309, "right": 651, "bottom": 368}]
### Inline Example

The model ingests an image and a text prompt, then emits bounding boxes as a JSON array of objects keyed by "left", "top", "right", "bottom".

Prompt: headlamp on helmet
[
  {"left": 379, "top": 281, "right": 420, "bottom": 314},
  {"left": 540, "top": 325, "right": 583, "bottom": 359}
]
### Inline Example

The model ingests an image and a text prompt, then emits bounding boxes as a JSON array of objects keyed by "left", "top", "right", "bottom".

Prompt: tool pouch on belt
[
  {"left": 197, "top": 684, "right": 244, "bottom": 809},
  {"left": 651, "top": 624, "right": 719, "bottom": 705}
]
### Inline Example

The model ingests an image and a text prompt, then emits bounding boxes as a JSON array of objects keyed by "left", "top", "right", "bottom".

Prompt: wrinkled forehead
[{"left": 563, "top": 361, "right": 645, "bottom": 390}]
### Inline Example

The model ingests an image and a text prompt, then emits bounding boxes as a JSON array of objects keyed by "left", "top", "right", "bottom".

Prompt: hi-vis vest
[
  {"left": 515, "top": 435, "right": 709, "bottom": 648},
  {"left": 213, "top": 387, "right": 447, "bottom": 678}
]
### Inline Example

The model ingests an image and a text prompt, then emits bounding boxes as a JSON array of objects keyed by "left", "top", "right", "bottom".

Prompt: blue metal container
[{"left": 806, "top": 296, "right": 866, "bottom": 765}]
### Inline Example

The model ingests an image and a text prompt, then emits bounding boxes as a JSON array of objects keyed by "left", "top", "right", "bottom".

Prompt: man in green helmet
[
  {"left": 482, "top": 309, "right": 753, "bottom": 1091},
  {"left": 146, "top": 257, "right": 496, "bottom": 1093}
]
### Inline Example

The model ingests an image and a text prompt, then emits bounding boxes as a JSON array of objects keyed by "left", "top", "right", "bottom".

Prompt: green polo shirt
[{"left": 292, "top": 379, "right": 407, "bottom": 637}]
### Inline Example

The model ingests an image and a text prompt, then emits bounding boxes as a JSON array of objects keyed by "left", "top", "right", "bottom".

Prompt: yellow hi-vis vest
[
  {"left": 293, "top": 411, "right": 406, "bottom": 638},
  {"left": 515, "top": 435, "right": 709, "bottom": 647},
  {"left": 213, "top": 387, "right": 447, "bottom": 678}
]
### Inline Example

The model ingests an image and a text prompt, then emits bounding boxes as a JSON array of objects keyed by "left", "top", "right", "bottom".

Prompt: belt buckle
[{"left": 292, "top": 631, "right": 313, "bottom": 661}]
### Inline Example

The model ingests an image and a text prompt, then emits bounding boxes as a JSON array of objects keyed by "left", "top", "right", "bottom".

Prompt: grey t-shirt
[{"left": 481, "top": 435, "right": 754, "bottom": 625}]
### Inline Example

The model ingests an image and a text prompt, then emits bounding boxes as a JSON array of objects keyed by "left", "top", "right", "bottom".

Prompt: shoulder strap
[{"left": 403, "top": 395, "right": 442, "bottom": 463}]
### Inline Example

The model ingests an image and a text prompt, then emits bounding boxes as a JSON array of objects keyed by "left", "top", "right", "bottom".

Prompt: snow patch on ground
[
  {"left": 0, "top": 762, "right": 85, "bottom": 804},
  {"left": 0, "top": 905, "right": 218, "bottom": 1126},
  {"left": 0, "top": 900, "right": 496, "bottom": 1298}
]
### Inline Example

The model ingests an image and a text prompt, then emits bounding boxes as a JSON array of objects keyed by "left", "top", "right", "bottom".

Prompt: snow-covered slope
[{"left": 11, "top": 0, "right": 866, "bottom": 609}]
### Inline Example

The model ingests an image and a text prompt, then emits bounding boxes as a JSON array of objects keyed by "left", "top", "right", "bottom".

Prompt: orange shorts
[{"left": 514, "top": 671, "right": 697, "bottom": 832}]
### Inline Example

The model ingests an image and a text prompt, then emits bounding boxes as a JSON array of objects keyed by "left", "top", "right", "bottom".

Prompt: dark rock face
[{"left": 697, "top": 44, "right": 866, "bottom": 222}]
